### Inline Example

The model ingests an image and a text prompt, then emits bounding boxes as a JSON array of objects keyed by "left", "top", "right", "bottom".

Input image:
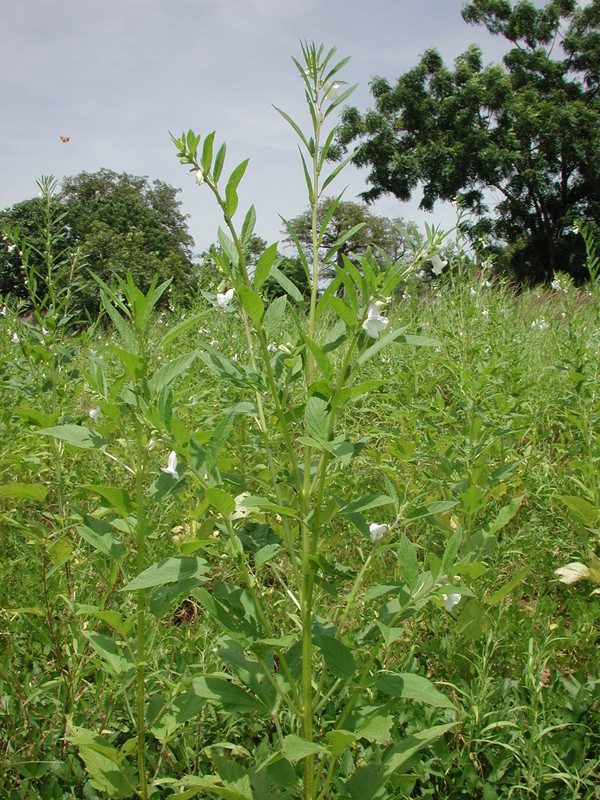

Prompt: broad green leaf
[
  {"left": 190, "top": 675, "right": 266, "bottom": 713},
  {"left": 269, "top": 265, "right": 304, "bottom": 304},
  {"left": 111, "top": 344, "right": 146, "bottom": 380},
  {"left": 38, "top": 424, "right": 106, "bottom": 450},
  {"left": 485, "top": 495, "right": 525, "bottom": 536},
  {"left": 149, "top": 690, "right": 207, "bottom": 743},
  {"left": 317, "top": 636, "right": 355, "bottom": 679},
  {"left": 82, "top": 632, "right": 135, "bottom": 678},
  {"left": 217, "top": 227, "right": 239, "bottom": 267},
  {"left": 253, "top": 242, "right": 279, "bottom": 289},
  {"left": 558, "top": 494, "right": 598, "bottom": 527},
  {"left": 281, "top": 734, "right": 325, "bottom": 763},
  {"left": 345, "top": 724, "right": 455, "bottom": 800},
  {"left": 205, "top": 412, "right": 236, "bottom": 472},
  {"left": 238, "top": 284, "right": 264, "bottom": 325},
  {"left": 67, "top": 724, "right": 136, "bottom": 799},
  {"left": 441, "top": 530, "right": 463, "bottom": 577},
  {"left": 399, "top": 534, "right": 419, "bottom": 592},
  {"left": 0, "top": 483, "right": 47, "bottom": 502},
  {"left": 376, "top": 673, "right": 454, "bottom": 708},
  {"left": 305, "top": 396, "right": 330, "bottom": 441},
  {"left": 263, "top": 295, "right": 287, "bottom": 338},
  {"left": 80, "top": 486, "right": 134, "bottom": 515},
  {"left": 354, "top": 715, "right": 394, "bottom": 744},
  {"left": 205, "top": 486, "right": 236, "bottom": 517},
  {"left": 325, "top": 729, "right": 356, "bottom": 756},
  {"left": 338, "top": 494, "right": 393, "bottom": 516},
  {"left": 149, "top": 352, "right": 196, "bottom": 393},
  {"left": 121, "top": 556, "right": 209, "bottom": 592}
]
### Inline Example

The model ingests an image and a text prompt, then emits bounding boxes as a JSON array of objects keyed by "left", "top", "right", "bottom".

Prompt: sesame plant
[{"left": 162, "top": 42, "right": 478, "bottom": 800}]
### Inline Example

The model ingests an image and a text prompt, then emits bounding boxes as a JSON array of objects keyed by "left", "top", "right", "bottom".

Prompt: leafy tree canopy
[
  {"left": 282, "top": 197, "right": 414, "bottom": 277},
  {"left": 1, "top": 169, "right": 196, "bottom": 314},
  {"left": 336, "top": 0, "right": 600, "bottom": 282}
]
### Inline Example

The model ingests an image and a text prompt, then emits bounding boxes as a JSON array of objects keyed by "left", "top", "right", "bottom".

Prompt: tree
[
  {"left": 283, "top": 197, "right": 414, "bottom": 277},
  {"left": 336, "top": 0, "right": 600, "bottom": 283},
  {"left": 0, "top": 169, "right": 196, "bottom": 313}
]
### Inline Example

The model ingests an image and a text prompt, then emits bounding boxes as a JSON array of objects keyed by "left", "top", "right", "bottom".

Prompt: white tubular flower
[
  {"left": 362, "top": 303, "right": 389, "bottom": 339},
  {"left": 431, "top": 254, "right": 447, "bottom": 276},
  {"left": 216, "top": 288, "right": 235, "bottom": 309},
  {"left": 555, "top": 562, "right": 590, "bottom": 585},
  {"left": 195, "top": 169, "right": 204, "bottom": 185},
  {"left": 89, "top": 406, "right": 101, "bottom": 422},
  {"left": 443, "top": 593, "right": 462, "bottom": 612},
  {"left": 11, "top": 331, "right": 19, "bottom": 344},
  {"left": 369, "top": 522, "right": 388, "bottom": 543},
  {"left": 1, "top": 305, "right": 6, "bottom": 316},
  {"left": 162, "top": 450, "right": 179, "bottom": 480}
]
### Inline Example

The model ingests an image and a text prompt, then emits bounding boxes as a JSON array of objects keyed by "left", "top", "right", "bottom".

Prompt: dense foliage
[
  {"left": 283, "top": 197, "right": 414, "bottom": 276},
  {"left": 0, "top": 169, "right": 196, "bottom": 316},
  {"left": 336, "top": 0, "right": 600, "bottom": 283}
]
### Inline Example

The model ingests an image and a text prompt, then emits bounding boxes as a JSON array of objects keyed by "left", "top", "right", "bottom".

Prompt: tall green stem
[{"left": 135, "top": 416, "right": 148, "bottom": 799}]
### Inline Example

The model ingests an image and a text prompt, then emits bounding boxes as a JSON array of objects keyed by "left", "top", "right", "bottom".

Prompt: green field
[{"left": 1, "top": 262, "right": 599, "bottom": 799}]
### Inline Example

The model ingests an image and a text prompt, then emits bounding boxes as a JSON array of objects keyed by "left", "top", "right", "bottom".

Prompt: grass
[{"left": 0, "top": 267, "right": 599, "bottom": 799}]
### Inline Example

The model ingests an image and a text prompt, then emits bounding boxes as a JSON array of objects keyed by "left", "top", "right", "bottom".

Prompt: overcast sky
[{"left": 2, "top": 1, "right": 517, "bottom": 256}]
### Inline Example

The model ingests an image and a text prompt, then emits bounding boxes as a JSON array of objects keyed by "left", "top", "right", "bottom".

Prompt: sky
[{"left": 1, "top": 0, "right": 516, "bottom": 257}]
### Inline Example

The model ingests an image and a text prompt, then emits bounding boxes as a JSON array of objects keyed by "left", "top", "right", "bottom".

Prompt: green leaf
[
  {"left": 441, "top": 530, "right": 463, "bottom": 577},
  {"left": 329, "top": 295, "right": 357, "bottom": 326},
  {"left": 305, "top": 396, "right": 330, "bottom": 441},
  {"left": 269, "top": 265, "right": 304, "bottom": 305},
  {"left": 149, "top": 352, "right": 196, "bottom": 393},
  {"left": 159, "top": 310, "right": 209, "bottom": 347},
  {"left": 238, "top": 284, "right": 264, "bottom": 325},
  {"left": 205, "top": 486, "right": 237, "bottom": 517},
  {"left": 558, "top": 494, "right": 598, "bottom": 527},
  {"left": 338, "top": 494, "right": 393, "bottom": 516},
  {"left": 225, "top": 159, "right": 249, "bottom": 217},
  {"left": 38, "top": 424, "right": 106, "bottom": 450},
  {"left": 325, "top": 729, "right": 356, "bottom": 756},
  {"left": 67, "top": 724, "right": 136, "bottom": 799},
  {"left": 80, "top": 486, "right": 134, "bottom": 516},
  {"left": 205, "top": 412, "right": 236, "bottom": 472},
  {"left": 317, "top": 636, "right": 355, "bottom": 679},
  {"left": 485, "top": 495, "right": 525, "bottom": 536},
  {"left": 0, "top": 483, "right": 48, "bottom": 502},
  {"left": 253, "top": 242, "right": 279, "bottom": 289},
  {"left": 76, "top": 515, "right": 126, "bottom": 560},
  {"left": 121, "top": 556, "right": 209, "bottom": 592},
  {"left": 405, "top": 500, "right": 458, "bottom": 521},
  {"left": 399, "top": 534, "right": 419, "bottom": 592},
  {"left": 354, "top": 715, "right": 394, "bottom": 744},
  {"left": 281, "top": 735, "right": 325, "bottom": 763},
  {"left": 263, "top": 295, "right": 287, "bottom": 338},
  {"left": 376, "top": 673, "right": 454, "bottom": 708},
  {"left": 213, "top": 142, "right": 227, "bottom": 183},
  {"left": 201, "top": 130, "right": 215, "bottom": 173},
  {"left": 217, "top": 227, "right": 239, "bottom": 267},
  {"left": 82, "top": 632, "right": 135, "bottom": 679},
  {"left": 150, "top": 690, "right": 208, "bottom": 743},
  {"left": 190, "top": 675, "right": 266, "bottom": 713}
]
